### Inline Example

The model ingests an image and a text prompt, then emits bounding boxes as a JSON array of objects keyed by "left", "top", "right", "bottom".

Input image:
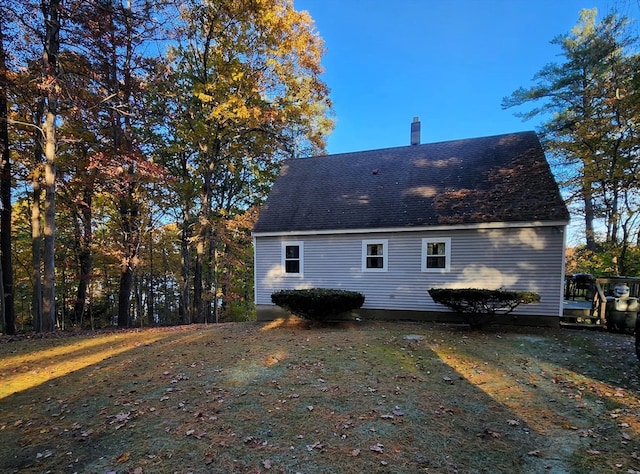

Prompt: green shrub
[
  {"left": 428, "top": 288, "right": 540, "bottom": 329},
  {"left": 271, "top": 288, "right": 365, "bottom": 323}
]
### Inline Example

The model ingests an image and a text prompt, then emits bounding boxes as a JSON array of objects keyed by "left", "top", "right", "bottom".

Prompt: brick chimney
[{"left": 410, "top": 117, "right": 420, "bottom": 145}]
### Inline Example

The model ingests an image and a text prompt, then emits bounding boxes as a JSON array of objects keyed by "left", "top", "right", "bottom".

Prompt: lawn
[{"left": 0, "top": 320, "right": 639, "bottom": 473}]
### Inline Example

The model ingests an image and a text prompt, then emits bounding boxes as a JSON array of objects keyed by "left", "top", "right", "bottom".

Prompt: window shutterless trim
[
  {"left": 282, "top": 241, "right": 303, "bottom": 276},
  {"left": 421, "top": 237, "right": 451, "bottom": 273},
  {"left": 362, "top": 239, "right": 388, "bottom": 272}
]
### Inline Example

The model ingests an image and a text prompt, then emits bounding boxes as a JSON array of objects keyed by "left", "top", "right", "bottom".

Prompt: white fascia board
[{"left": 252, "top": 220, "right": 569, "bottom": 238}]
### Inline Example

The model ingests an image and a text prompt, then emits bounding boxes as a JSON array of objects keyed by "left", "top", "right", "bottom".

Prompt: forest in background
[
  {"left": 0, "top": 0, "right": 333, "bottom": 334},
  {"left": 2, "top": 3, "right": 640, "bottom": 335},
  {"left": 504, "top": 9, "right": 640, "bottom": 278}
]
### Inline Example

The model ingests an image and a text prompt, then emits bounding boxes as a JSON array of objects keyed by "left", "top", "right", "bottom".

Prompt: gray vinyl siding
[{"left": 254, "top": 225, "right": 565, "bottom": 317}]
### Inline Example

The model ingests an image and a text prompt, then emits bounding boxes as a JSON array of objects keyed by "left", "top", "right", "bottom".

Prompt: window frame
[
  {"left": 421, "top": 237, "right": 451, "bottom": 273},
  {"left": 282, "top": 241, "right": 304, "bottom": 277},
  {"left": 362, "top": 239, "right": 388, "bottom": 272}
]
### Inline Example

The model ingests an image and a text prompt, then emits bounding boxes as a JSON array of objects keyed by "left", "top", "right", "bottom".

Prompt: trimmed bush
[
  {"left": 271, "top": 288, "right": 365, "bottom": 323},
  {"left": 428, "top": 288, "right": 540, "bottom": 329}
]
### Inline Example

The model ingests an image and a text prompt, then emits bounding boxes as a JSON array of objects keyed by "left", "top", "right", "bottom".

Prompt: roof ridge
[{"left": 300, "top": 130, "right": 538, "bottom": 160}]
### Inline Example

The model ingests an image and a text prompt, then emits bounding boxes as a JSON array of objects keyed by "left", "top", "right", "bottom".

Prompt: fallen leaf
[
  {"left": 370, "top": 443, "right": 384, "bottom": 453},
  {"left": 110, "top": 412, "right": 131, "bottom": 424},
  {"left": 507, "top": 419, "right": 520, "bottom": 426},
  {"left": 351, "top": 448, "right": 361, "bottom": 456},
  {"left": 263, "top": 459, "right": 272, "bottom": 469},
  {"left": 116, "top": 452, "right": 130, "bottom": 463},
  {"left": 480, "top": 428, "right": 502, "bottom": 439},
  {"left": 306, "top": 441, "right": 324, "bottom": 451},
  {"left": 587, "top": 449, "right": 601, "bottom": 455},
  {"left": 528, "top": 450, "right": 541, "bottom": 457}
]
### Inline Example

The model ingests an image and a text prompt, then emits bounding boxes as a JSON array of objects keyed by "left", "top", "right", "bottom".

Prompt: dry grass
[{"left": 0, "top": 320, "right": 639, "bottom": 473}]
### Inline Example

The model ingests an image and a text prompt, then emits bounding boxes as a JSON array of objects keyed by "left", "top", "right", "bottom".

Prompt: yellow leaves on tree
[{"left": 176, "top": 0, "right": 333, "bottom": 160}]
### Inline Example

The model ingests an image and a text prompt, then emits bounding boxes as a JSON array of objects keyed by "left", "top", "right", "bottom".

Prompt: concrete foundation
[{"left": 255, "top": 305, "right": 560, "bottom": 328}]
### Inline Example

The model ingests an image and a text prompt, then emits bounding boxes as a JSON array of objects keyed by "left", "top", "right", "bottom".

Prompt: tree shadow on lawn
[
  {"left": 0, "top": 321, "right": 638, "bottom": 473},
  {"left": 422, "top": 323, "right": 640, "bottom": 471}
]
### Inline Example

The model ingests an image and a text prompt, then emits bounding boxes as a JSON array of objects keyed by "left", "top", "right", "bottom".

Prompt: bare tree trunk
[
  {"left": 0, "top": 18, "right": 13, "bottom": 335},
  {"left": 41, "top": 0, "right": 61, "bottom": 332},
  {"left": 147, "top": 227, "right": 154, "bottom": 325},
  {"left": 133, "top": 273, "right": 142, "bottom": 327},
  {"left": 42, "top": 114, "right": 56, "bottom": 331},
  {"left": 31, "top": 169, "right": 43, "bottom": 331},
  {"left": 73, "top": 190, "right": 93, "bottom": 325},
  {"left": 583, "top": 188, "right": 597, "bottom": 252},
  {"left": 194, "top": 238, "right": 204, "bottom": 323},
  {"left": 193, "top": 171, "right": 211, "bottom": 324},
  {"left": 118, "top": 269, "right": 133, "bottom": 327},
  {"left": 208, "top": 235, "right": 215, "bottom": 323},
  {"left": 180, "top": 217, "right": 191, "bottom": 324},
  {"left": 115, "top": 4, "right": 142, "bottom": 328},
  {"left": 117, "top": 180, "right": 138, "bottom": 328}
]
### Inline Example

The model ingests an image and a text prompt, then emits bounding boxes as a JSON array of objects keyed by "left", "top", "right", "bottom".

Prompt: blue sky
[{"left": 294, "top": 0, "right": 639, "bottom": 155}]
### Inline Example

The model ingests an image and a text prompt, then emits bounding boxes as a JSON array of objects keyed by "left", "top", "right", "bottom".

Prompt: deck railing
[{"left": 592, "top": 280, "right": 608, "bottom": 326}]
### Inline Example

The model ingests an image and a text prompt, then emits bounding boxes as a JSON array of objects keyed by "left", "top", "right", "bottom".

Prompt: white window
[
  {"left": 282, "top": 241, "right": 303, "bottom": 276},
  {"left": 422, "top": 237, "right": 451, "bottom": 272},
  {"left": 362, "top": 239, "right": 388, "bottom": 272}
]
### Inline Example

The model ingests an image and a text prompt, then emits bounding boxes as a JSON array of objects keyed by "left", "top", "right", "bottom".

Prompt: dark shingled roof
[{"left": 253, "top": 131, "right": 569, "bottom": 234}]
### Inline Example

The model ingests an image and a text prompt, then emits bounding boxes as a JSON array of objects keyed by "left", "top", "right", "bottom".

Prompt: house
[{"left": 252, "top": 121, "right": 570, "bottom": 325}]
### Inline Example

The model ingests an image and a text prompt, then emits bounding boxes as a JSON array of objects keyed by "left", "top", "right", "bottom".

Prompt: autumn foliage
[{"left": 1, "top": 0, "right": 333, "bottom": 332}]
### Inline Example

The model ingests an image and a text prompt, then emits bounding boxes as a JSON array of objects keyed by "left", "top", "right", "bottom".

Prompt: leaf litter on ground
[{"left": 0, "top": 321, "right": 638, "bottom": 473}]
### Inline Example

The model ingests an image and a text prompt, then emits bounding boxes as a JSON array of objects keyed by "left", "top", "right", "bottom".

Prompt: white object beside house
[{"left": 252, "top": 122, "right": 570, "bottom": 325}]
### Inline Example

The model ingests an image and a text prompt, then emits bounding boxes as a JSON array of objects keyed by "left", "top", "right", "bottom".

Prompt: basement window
[
  {"left": 362, "top": 239, "right": 388, "bottom": 272},
  {"left": 282, "top": 242, "right": 303, "bottom": 276},
  {"left": 422, "top": 237, "right": 451, "bottom": 272}
]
